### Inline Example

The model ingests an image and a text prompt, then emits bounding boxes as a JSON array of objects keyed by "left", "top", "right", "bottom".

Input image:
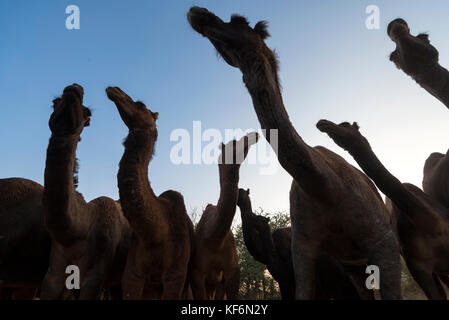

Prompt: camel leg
[
  {"left": 142, "top": 281, "right": 162, "bottom": 300},
  {"left": 406, "top": 263, "right": 445, "bottom": 300},
  {"left": 78, "top": 268, "right": 105, "bottom": 300},
  {"left": 438, "top": 274, "right": 449, "bottom": 291},
  {"left": 183, "top": 284, "right": 193, "bottom": 300},
  {"left": 40, "top": 245, "right": 70, "bottom": 300},
  {"left": 191, "top": 274, "right": 207, "bottom": 300},
  {"left": 292, "top": 238, "right": 317, "bottom": 300},
  {"left": 369, "top": 238, "right": 402, "bottom": 300},
  {"left": 278, "top": 280, "right": 295, "bottom": 300},
  {"left": 121, "top": 260, "right": 145, "bottom": 300},
  {"left": 225, "top": 267, "right": 240, "bottom": 300},
  {"left": 41, "top": 269, "right": 69, "bottom": 300},
  {"left": 432, "top": 273, "right": 447, "bottom": 299},
  {"left": 76, "top": 249, "right": 115, "bottom": 300},
  {"left": 214, "top": 282, "right": 225, "bottom": 300},
  {"left": 161, "top": 271, "right": 186, "bottom": 300},
  {"left": 344, "top": 270, "right": 375, "bottom": 300}
]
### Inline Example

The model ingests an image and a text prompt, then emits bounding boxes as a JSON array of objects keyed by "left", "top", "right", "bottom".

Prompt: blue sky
[{"left": 1, "top": 1, "right": 449, "bottom": 222}]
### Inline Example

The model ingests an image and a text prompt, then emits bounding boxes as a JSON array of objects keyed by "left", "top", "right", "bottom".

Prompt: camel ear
[
  {"left": 417, "top": 33, "right": 430, "bottom": 44},
  {"left": 221, "top": 142, "right": 225, "bottom": 149},
  {"left": 254, "top": 21, "right": 270, "bottom": 39},
  {"left": 246, "top": 188, "right": 250, "bottom": 195},
  {"left": 152, "top": 112, "right": 159, "bottom": 120}
]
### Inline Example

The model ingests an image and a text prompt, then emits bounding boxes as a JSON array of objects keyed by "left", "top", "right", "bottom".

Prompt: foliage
[{"left": 234, "top": 209, "right": 290, "bottom": 300}]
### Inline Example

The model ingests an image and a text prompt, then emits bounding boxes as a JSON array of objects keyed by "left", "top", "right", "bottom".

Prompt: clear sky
[{"left": 1, "top": 1, "right": 449, "bottom": 223}]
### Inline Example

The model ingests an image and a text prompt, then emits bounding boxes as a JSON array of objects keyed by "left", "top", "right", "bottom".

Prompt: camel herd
[{"left": 1, "top": 7, "right": 449, "bottom": 300}]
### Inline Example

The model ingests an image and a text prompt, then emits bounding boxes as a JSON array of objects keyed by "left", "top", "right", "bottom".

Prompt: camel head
[
  {"left": 237, "top": 188, "right": 251, "bottom": 208},
  {"left": 388, "top": 19, "right": 439, "bottom": 75},
  {"left": 106, "top": 87, "right": 158, "bottom": 131},
  {"left": 423, "top": 152, "right": 445, "bottom": 185},
  {"left": 219, "top": 131, "right": 259, "bottom": 166},
  {"left": 187, "top": 7, "right": 274, "bottom": 71},
  {"left": 237, "top": 188, "right": 270, "bottom": 229},
  {"left": 49, "top": 84, "right": 91, "bottom": 137},
  {"left": 316, "top": 120, "right": 370, "bottom": 152}
]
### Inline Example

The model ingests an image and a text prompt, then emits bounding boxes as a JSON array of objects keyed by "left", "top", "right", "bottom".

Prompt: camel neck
[
  {"left": 43, "top": 135, "right": 88, "bottom": 244},
  {"left": 395, "top": 36, "right": 449, "bottom": 109},
  {"left": 415, "top": 64, "right": 449, "bottom": 109},
  {"left": 349, "top": 145, "right": 426, "bottom": 216},
  {"left": 238, "top": 201, "right": 284, "bottom": 276},
  {"left": 241, "top": 56, "right": 331, "bottom": 200},
  {"left": 118, "top": 128, "right": 160, "bottom": 236},
  {"left": 209, "top": 165, "right": 240, "bottom": 244},
  {"left": 238, "top": 199, "right": 253, "bottom": 219}
]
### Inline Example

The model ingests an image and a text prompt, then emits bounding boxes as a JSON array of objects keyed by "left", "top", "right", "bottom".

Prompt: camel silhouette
[
  {"left": 188, "top": 7, "right": 401, "bottom": 299},
  {"left": 107, "top": 86, "right": 194, "bottom": 299}
]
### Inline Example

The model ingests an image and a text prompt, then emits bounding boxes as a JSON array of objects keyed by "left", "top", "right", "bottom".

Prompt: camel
[
  {"left": 388, "top": 18, "right": 449, "bottom": 109},
  {"left": 237, "top": 188, "right": 294, "bottom": 299},
  {"left": 188, "top": 7, "right": 402, "bottom": 299},
  {"left": 237, "top": 188, "right": 361, "bottom": 300},
  {"left": 317, "top": 119, "right": 449, "bottom": 300},
  {"left": 106, "top": 86, "right": 193, "bottom": 300},
  {"left": 387, "top": 19, "right": 449, "bottom": 209},
  {"left": 191, "top": 132, "right": 259, "bottom": 300},
  {"left": 190, "top": 132, "right": 258, "bottom": 300},
  {"left": 0, "top": 178, "right": 51, "bottom": 299},
  {"left": 41, "top": 84, "right": 132, "bottom": 300},
  {"left": 423, "top": 151, "right": 449, "bottom": 209}
]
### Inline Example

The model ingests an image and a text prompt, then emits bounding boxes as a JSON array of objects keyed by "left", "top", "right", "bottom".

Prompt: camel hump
[
  {"left": 89, "top": 196, "right": 123, "bottom": 219},
  {"left": 0, "top": 178, "right": 43, "bottom": 202},
  {"left": 159, "top": 190, "right": 187, "bottom": 211},
  {"left": 159, "top": 189, "right": 184, "bottom": 201},
  {"left": 272, "top": 228, "right": 292, "bottom": 261}
]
